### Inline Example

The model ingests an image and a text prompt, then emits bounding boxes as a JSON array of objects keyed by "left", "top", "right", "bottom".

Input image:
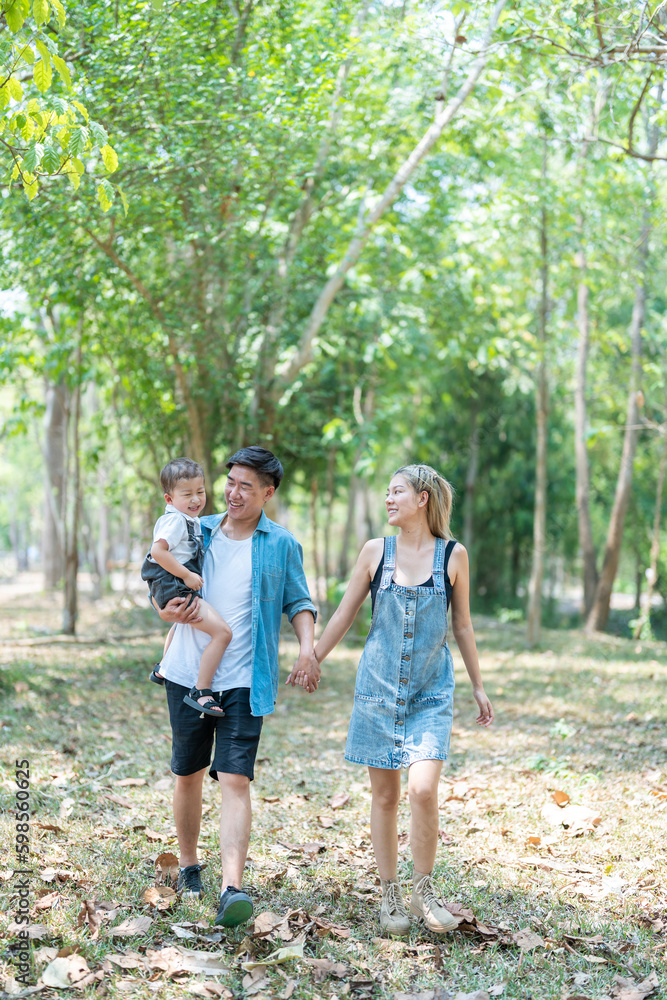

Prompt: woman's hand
[{"left": 473, "top": 687, "right": 494, "bottom": 727}]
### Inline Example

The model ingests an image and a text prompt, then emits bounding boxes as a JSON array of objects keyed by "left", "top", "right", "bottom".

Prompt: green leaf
[
  {"left": 49, "top": 0, "right": 66, "bottom": 28},
  {"left": 22, "top": 142, "right": 43, "bottom": 172},
  {"left": 4, "top": 2, "right": 26, "bottom": 31},
  {"left": 52, "top": 54, "right": 71, "bottom": 89},
  {"left": 118, "top": 185, "right": 129, "bottom": 216},
  {"left": 34, "top": 39, "right": 51, "bottom": 63},
  {"left": 22, "top": 175, "right": 38, "bottom": 201},
  {"left": 34, "top": 58, "right": 52, "bottom": 94},
  {"left": 0, "top": 88, "right": 10, "bottom": 111},
  {"left": 68, "top": 126, "right": 88, "bottom": 157},
  {"left": 88, "top": 120, "right": 108, "bottom": 145},
  {"left": 72, "top": 100, "right": 89, "bottom": 122},
  {"left": 97, "top": 180, "right": 114, "bottom": 212},
  {"left": 32, "top": 0, "right": 50, "bottom": 25},
  {"left": 17, "top": 43, "right": 35, "bottom": 65},
  {"left": 100, "top": 143, "right": 118, "bottom": 172},
  {"left": 42, "top": 144, "right": 61, "bottom": 173},
  {"left": 67, "top": 168, "right": 80, "bottom": 190},
  {"left": 7, "top": 76, "right": 23, "bottom": 101}
]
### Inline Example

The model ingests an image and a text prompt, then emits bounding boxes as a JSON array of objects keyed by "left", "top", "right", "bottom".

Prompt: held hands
[
  {"left": 473, "top": 687, "right": 494, "bottom": 727},
  {"left": 285, "top": 650, "right": 321, "bottom": 693},
  {"left": 183, "top": 571, "right": 204, "bottom": 591}
]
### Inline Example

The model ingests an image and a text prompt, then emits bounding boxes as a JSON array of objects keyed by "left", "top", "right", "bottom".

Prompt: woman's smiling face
[{"left": 385, "top": 474, "right": 426, "bottom": 526}]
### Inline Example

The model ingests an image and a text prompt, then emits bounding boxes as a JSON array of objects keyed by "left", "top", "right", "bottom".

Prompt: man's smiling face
[{"left": 224, "top": 465, "right": 275, "bottom": 524}]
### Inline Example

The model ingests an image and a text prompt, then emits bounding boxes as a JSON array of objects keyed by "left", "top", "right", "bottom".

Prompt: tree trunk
[
  {"left": 574, "top": 243, "right": 598, "bottom": 615},
  {"left": 338, "top": 470, "right": 359, "bottom": 580},
  {"left": 63, "top": 342, "right": 83, "bottom": 635},
  {"left": 310, "top": 477, "right": 323, "bottom": 607},
  {"left": 633, "top": 420, "right": 667, "bottom": 639},
  {"left": 527, "top": 140, "right": 549, "bottom": 647},
  {"left": 323, "top": 446, "right": 337, "bottom": 580},
  {"left": 586, "top": 90, "right": 660, "bottom": 632},
  {"left": 42, "top": 378, "right": 67, "bottom": 589},
  {"left": 463, "top": 406, "right": 479, "bottom": 556},
  {"left": 586, "top": 228, "right": 648, "bottom": 632}
]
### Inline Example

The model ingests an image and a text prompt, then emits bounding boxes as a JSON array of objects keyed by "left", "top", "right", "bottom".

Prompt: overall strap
[
  {"left": 379, "top": 536, "right": 396, "bottom": 590},
  {"left": 185, "top": 517, "right": 195, "bottom": 541},
  {"left": 432, "top": 536, "right": 445, "bottom": 590},
  {"left": 443, "top": 539, "right": 456, "bottom": 582}
]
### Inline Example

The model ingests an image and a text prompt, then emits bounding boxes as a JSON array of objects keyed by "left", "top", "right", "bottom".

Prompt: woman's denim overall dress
[{"left": 345, "top": 535, "right": 455, "bottom": 770}]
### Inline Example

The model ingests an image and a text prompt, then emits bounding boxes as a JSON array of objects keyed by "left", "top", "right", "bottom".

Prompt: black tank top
[{"left": 369, "top": 538, "right": 456, "bottom": 612}]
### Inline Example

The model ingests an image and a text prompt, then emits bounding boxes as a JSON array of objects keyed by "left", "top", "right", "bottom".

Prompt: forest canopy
[{"left": 2, "top": 0, "right": 667, "bottom": 640}]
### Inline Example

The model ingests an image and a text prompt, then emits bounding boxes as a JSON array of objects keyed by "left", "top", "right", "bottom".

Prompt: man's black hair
[{"left": 226, "top": 446, "right": 284, "bottom": 489}]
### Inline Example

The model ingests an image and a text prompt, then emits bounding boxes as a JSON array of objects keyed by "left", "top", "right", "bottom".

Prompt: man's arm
[{"left": 288, "top": 609, "right": 320, "bottom": 693}]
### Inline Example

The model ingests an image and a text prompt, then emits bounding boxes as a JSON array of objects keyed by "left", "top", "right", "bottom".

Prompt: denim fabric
[
  {"left": 345, "top": 535, "right": 455, "bottom": 769},
  {"left": 141, "top": 518, "right": 204, "bottom": 610},
  {"left": 198, "top": 510, "right": 317, "bottom": 717}
]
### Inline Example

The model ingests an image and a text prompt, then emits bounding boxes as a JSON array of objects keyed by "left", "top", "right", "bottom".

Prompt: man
[{"left": 154, "top": 446, "right": 320, "bottom": 927}]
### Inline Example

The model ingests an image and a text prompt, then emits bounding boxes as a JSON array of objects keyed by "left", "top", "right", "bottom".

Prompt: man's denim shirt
[{"left": 200, "top": 510, "right": 317, "bottom": 717}]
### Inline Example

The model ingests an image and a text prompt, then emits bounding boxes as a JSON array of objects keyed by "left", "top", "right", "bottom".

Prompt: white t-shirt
[
  {"left": 152, "top": 504, "right": 202, "bottom": 564},
  {"left": 160, "top": 525, "right": 253, "bottom": 691}
]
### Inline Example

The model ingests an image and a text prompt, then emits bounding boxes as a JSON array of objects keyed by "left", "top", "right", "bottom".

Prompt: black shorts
[{"left": 165, "top": 681, "right": 263, "bottom": 781}]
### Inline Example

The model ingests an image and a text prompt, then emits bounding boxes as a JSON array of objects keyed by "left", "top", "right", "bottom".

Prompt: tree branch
[{"left": 277, "top": 0, "right": 507, "bottom": 389}]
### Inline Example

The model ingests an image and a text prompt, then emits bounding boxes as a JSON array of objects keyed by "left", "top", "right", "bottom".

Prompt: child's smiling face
[{"left": 164, "top": 476, "right": 206, "bottom": 517}]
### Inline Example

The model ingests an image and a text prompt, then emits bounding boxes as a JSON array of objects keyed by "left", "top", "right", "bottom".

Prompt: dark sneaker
[
  {"left": 214, "top": 885, "right": 253, "bottom": 927},
  {"left": 177, "top": 864, "right": 204, "bottom": 898}
]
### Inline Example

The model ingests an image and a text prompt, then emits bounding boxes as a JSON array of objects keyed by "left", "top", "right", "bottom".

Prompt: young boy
[{"left": 142, "top": 457, "right": 232, "bottom": 717}]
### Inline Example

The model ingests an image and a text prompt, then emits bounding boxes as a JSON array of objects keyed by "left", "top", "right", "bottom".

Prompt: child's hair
[
  {"left": 226, "top": 445, "right": 284, "bottom": 489},
  {"left": 160, "top": 457, "right": 205, "bottom": 495},
  {"left": 393, "top": 464, "right": 454, "bottom": 539}
]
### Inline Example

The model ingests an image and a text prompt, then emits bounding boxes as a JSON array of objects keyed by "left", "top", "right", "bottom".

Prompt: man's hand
[
  {"left": 285, "top": 651, "right": 320, "bottom": 693},
  {"left": 183, "top": 571, "right": 203, "bottom": 591},
  {"left": 156, "top": 595, "right": 203, "bottom": 624}
]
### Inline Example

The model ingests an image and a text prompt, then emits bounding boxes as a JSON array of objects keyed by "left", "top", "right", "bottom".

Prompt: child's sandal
[
  {"left": 183, "top": 687, "right": 225, "bottom": 717},
  {"left": 149, "top": 665, "right": 165, "bottom": 685}
]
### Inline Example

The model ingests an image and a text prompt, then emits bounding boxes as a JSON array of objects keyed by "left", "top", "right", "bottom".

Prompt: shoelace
[
  {"left": 384, "top": 881, "right": 407, "bottom": 914},
  {"left": 415, "top": 875, "right": 440, "bottom": 909},
  {"left": 179, "top": 865, "right": 202, "bottom": 891}
]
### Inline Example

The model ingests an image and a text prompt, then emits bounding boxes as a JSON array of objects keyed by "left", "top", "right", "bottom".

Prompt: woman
[{"left": 312, "top": 464, "right": 493, "bottom": 936}]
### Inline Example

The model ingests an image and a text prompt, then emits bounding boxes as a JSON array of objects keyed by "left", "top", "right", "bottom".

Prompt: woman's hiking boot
[
  {"left": 409, "top": 871, "right": 458, "bottom": 933},
  {"left": 379, "top": 878, "right": 410, "bottom": 937}
]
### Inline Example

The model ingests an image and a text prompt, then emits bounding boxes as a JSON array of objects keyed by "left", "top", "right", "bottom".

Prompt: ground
[{"left": 0, "top": 583, "right": 665, "bottom": 1000}]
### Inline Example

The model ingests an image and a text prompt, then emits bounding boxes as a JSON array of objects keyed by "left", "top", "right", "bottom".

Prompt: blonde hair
[{"left": 393, "top": 464, "right": 454, "bottom": 539}]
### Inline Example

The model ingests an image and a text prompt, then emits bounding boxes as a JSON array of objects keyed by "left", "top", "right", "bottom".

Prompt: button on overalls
[{"left": 345, "top": 535, "right": 455, "bottom": 769}]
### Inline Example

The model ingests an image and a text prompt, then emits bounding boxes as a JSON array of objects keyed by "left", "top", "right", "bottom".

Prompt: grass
[{"left": 0, "top": 592, "right": 666, "bottom": 999}]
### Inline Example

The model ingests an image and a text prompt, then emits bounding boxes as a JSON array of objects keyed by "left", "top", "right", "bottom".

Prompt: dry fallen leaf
[
  {"left": 155, "top": 851, "right": 180, "bottom": 885},
  {"left": 303, "top": 957, "right": 348, "bottom": 981},
  {"left": 526, "top": 836, "right": 541, "bottom": 846},
  {"left": 33, "top": 822, "right": 63, "bottom": 835},
  {"left": 242, "top": 942, "right": 304, "bottom": 971},
  {"left": 104, "top": 793, "right": 133, "bottom": 808},
  {"left": 114, "top": 778, "right": 147, "bottom": 787},
  {"left": 318, "top": 815, "right": 335, "bottom": 828},
  {"left": 143, "top": 885, "right": 178, "bottom": 910},
  {"left": 109, "top": 915, "right": 153, "bottom": 937},
  {"left": 512, "top": 928, "right": 545, "bottom": 951},
  {"left": 253, "top": 911, "right": 285, "bottom": 936},
  {"left": 454, "top": 992, "right": 491, "bottom": 1000},
  {"left": 331, "top": 792, "right": 351, "bottom": 809},
  {"left": 611, "top": 971, "right": 660, "bottom": 1000},
  {"left": 552, "top": 790, "right": 570, "bottom": 807},
  {"left": 34, "top": 891, "right": 61, "bottom": 911},
  {"left": 41, "top": 954, "right": 90, "bottom": 989},
  {"left": 488, "top": 985, "right": 506, "bottom": 997}
]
